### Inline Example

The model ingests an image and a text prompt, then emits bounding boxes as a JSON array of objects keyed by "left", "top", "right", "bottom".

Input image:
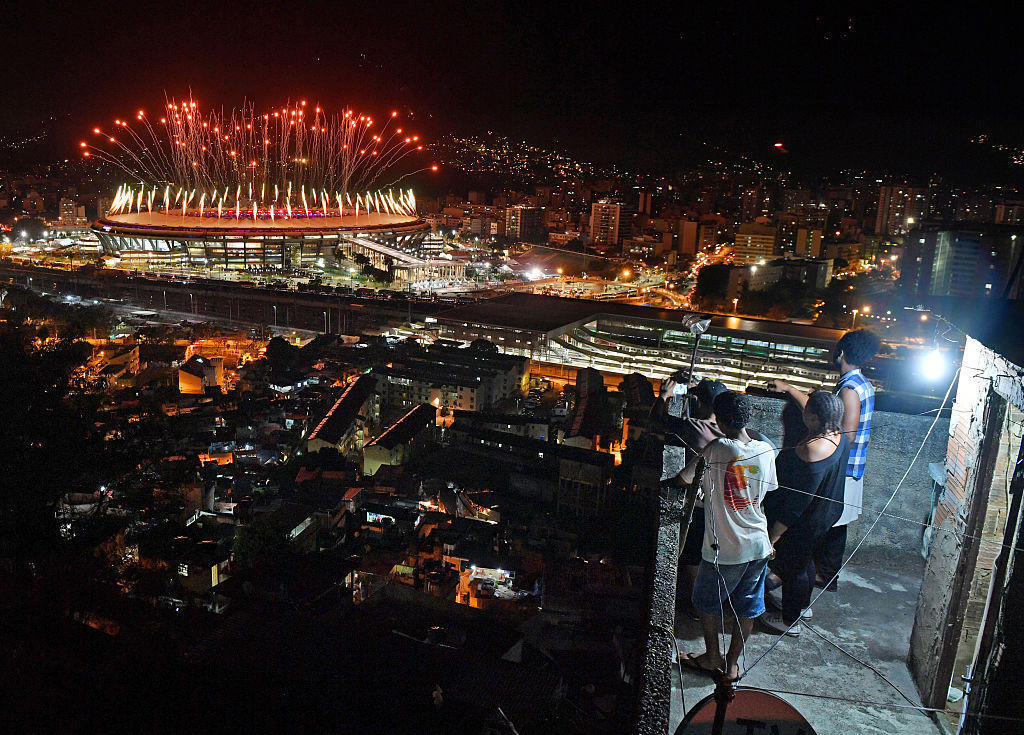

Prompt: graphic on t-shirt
[{"left": 723, "top": 461, "right": 760, "bottom": 511}]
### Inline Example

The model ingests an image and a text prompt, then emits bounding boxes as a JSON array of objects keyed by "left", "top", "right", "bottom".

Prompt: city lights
[{"left": 2, "top": 9, "right": 1020, "bottom": 732}]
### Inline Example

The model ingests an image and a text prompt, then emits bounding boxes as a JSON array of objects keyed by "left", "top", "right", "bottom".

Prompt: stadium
[
  {"left": 85, "top": 97, "right": 458, "bottom": 284},
  {"left": 90, "top": 209, "right": 449, "bottom": 283}
]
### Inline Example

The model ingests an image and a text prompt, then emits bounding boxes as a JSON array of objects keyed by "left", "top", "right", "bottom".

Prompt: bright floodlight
[{"left": 920, "top": 349, "right": 948, "bottom": 381}]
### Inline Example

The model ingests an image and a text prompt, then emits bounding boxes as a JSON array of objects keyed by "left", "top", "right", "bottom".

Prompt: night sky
[{"left": 3, "top": 1, "right": 1022, "bottom": 179}]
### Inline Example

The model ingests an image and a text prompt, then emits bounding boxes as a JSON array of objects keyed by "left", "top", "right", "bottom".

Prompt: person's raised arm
[{"left": 769, "top": 379, "right": 809, "bottom": 408}]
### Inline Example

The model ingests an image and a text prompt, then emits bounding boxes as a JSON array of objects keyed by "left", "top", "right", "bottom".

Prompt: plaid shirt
[{"left": 835, "top": 369, "right": 873, "bottom": 480}]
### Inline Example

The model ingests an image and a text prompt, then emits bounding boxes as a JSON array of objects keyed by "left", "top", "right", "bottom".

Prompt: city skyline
[{"left": 4, "top": 4, "right": 1024, "bottom": 734}]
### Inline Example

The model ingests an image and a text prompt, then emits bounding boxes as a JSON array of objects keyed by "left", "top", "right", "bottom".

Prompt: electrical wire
[
  {"left": 753, "top": 686, "right": 1024, "bottom": 725},
  {"left": 739, "top": 366, "right": 960, "bottom": 680},
  {"left": 801, "top": 621, "right": 918, "bottom": 707},
  {"left": 666, "top": 424, "right": 1024, "bottom": 561},
  {"left": 651, "top": 621, "right": 686, "bottom": 713}
]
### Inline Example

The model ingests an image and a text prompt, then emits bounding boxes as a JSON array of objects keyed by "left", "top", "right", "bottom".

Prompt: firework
[{"left": 85, "top": 96, "right": 431, "bottom": 219}]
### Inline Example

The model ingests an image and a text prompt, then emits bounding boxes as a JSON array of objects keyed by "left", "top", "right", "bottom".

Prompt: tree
[
  {"left": 693, "top": 263, "right": 731, "bottom": 306},
  {"left": 737, "top": 277, "right": 818, "bottom": 320},
  {"left": 232, "top": 516, "right": 287, "bottom": 564},
  {"left": 360, "top": 264, "right": 392, "bottom": 284},
  {"left": 468, "top": 338, "right": 498, "bottom": 354},
  {"left": 265, "top": 336, "right": 298, "bottom": 369},
  {"left": 352, "top": 253, "right": 370, "bottom": 267},
  {"left": 0, "top": 329, "right": 99, "bottom": 556}
]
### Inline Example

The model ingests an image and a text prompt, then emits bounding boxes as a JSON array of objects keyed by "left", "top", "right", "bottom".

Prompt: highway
[{"left": 0, "top": 262, "right": 456, "bottom": 336}]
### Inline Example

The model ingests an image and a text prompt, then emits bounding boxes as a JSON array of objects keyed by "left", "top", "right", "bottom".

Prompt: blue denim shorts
[{"left": 691, "top": 557, "right": 768, "bottom": 619}]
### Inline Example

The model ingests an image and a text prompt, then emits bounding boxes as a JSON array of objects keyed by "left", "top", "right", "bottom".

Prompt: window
[{"left": 178, "top": 563, "right": 189, "bottom": 577}]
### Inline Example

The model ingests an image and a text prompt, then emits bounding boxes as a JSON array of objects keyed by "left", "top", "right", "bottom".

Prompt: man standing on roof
[
  {"left": 675, "top": 391, "right": 778, "bottom": 682},
  {"left": 769, "top": 328, "right": 881, "bottom": 589}
]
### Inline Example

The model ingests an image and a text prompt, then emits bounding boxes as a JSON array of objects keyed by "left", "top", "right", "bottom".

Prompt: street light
[
  {"left": 852, "top": 308, "right": 860, "bottom": 328},
  {"left": 732, "top": 298, "right": 739, "bottom": 313},
  {"left": 272, "top": 304, "right": 278, "bottom": 327}
]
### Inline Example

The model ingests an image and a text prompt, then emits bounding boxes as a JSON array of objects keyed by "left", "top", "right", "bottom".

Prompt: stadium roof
[{"left": 94, "top": 210, "right": 425, "bottom": 237}]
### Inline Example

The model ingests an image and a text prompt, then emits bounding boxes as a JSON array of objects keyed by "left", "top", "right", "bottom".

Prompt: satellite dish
[{"left": 676, "top": 687, "right": 817, "bottom": 735}]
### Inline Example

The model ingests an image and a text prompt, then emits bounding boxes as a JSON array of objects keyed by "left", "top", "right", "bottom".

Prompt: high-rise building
[
  {"left": 95, "top": 197, "right": 112, "bottom": 219},
  {"left": 637, "top": 191, "right": 653, "bottom": 216},
  {"left": 900, "top": 225, "right": 1024, "bottom": 299},
  {"left": 589, "top": 201, "right": 621, "bottom": 247},
  {"left": 795, "top": 228, "right": 823, "bottom": 258},
  {"left": 505, "top": 205, "right": 546, "bottom": 244},
  {"left": 995, "top": 201, "right": 1024, "bottom": 226},
  {"left": 698, "top": 223, "right": 719, "bottom": 252},
  {"left": 678, "top": 220, "right": 698, "bottom": 257},
  {"left": 733, "top": 223, "right": 777, "bottom": 264},
  {"left": 875, "top": 185, "right": 930, "bottom": 237},
  {"left": 59, "top": 197, "right": 78, "bottom": 223},
  {"left": 740, "top": 187, "right": 771, "bottom": 223}
]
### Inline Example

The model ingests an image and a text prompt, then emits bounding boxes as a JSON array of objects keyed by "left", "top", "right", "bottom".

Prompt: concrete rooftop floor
[{"left": 670, "top": 554, "right": 945, "bottom": 735}]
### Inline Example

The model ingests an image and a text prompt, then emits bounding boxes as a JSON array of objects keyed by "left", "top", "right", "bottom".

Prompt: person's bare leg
[
  {"left": 724, "top": 617, "right": 754, "bottom": 681},
  {"left": 695, "top": 612, "right": 725, "bottom": 671}
]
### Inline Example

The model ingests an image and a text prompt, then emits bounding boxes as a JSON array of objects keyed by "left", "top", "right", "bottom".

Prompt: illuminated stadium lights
[{"left": 85, "top": 96, "right": 440, "bottom": 272}]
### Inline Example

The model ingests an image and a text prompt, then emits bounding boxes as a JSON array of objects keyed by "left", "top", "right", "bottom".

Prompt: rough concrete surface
[{"left": 671, "top": 555, "right": 943, "bottom": 735}]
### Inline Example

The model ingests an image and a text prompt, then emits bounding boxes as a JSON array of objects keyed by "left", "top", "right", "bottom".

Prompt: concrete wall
[{"left": 747, "top": 394, "right": 949, "bottom": 559}]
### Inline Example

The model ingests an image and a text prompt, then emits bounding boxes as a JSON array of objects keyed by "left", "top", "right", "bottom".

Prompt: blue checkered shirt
[{"left": 835, "top": 369, "right": 873, "bottom": 480}]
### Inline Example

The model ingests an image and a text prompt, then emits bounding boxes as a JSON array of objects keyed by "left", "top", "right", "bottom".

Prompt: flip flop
[{"left": 678, "top": 652, "right": 722, "bottom": 678}]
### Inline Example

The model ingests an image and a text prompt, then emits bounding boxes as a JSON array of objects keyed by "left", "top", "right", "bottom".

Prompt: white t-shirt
[{"left": 701, "top": 437, "right": 777, "bottom": 565}]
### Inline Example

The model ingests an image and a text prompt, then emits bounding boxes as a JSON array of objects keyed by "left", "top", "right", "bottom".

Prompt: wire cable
[
  {"left": 753, "top": 686, "right": 1024, "bottom": 725},
  {"left": 739, "top": 366, "right": 961, "bottom": 680},
  {"left": 667, "top": 423, "right": 1024, "bottom": 560},
  {"left": 801, "top": 621, "right": 918, "bottom": 707}
]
